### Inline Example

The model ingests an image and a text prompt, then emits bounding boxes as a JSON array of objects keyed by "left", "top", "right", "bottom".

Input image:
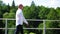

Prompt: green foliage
[
  {"left": 23, "top": 6, "right": 30, "bottom": 18},
  {"left": 47, "top": 8, "right": 57, "bottom": 20},
  {"left": 56, "top": 7, "right": 60, "bottom": 19},
  {"left": 3, "top": 9, "right": 16, "bottom": 34},
  {"left": 38, "top": 23, "right": 43, "bottom": 28},
  {"left": 0, "top": 0, "right": 5, "bottom": 34},
  {"left": 0, "top": 0, "right": 60, "bottom": 34},
  {"left": 38, "top": 6, "right": 50, "bottom": 19}
]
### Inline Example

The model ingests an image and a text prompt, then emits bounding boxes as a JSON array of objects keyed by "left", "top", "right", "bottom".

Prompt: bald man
[{"left": 15, "top": 4, "right": 29, "bottom": 34}]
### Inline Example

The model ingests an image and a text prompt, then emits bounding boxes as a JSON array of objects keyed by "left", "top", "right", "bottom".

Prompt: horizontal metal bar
[
  {"left": 0, "top": 18, "right": 60, "bottom": 21},
  {"left": 0, "top": 28, "right": 60, "bottom": 30},
  {"left": 46, "top": 28, "right": 60, "bottom": 29}
]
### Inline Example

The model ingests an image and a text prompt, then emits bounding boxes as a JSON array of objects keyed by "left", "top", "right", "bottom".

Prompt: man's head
[{"left": 18, "top": 4, "right": 23, "bottom": 10}]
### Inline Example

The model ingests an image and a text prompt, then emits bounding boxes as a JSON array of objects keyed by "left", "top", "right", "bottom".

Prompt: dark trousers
[{"left": 15, "top": 25, "right": 23, "bottom": 34}]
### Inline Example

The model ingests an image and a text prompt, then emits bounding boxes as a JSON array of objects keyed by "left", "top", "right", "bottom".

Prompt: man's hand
[{"left": 26, "top": 24, "right": 30, "bottom": 28}]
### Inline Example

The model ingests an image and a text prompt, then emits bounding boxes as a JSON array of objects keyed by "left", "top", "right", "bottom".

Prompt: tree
[
  {"left": 56, "top": 7, "right": 60, "bottom": 20},
  {"left": 47, "top": 8, "right": 57, "bottom": 20},
  {"left": 38, "top": 6, "right": 50, "bottom": 19},
  {"left": 12, "top": 0, "right": 15, "bottom": 8},
  {"left": 46, "top": 8, "right": 60, "bottom": 34},
  {"left": 23, "top": 1, "right": 43, "bottom": 34},
  {"left": 30, "top": 1, "right": 36, "bottom": 19},
  {"left": 3, "top": 9, "right": 16, "bottom": 34},
  {"left": 7, "top": 3, "right": 10, "bottom": 13},
  {"left": 0, "top": 0, "right": 2, "bottom": 5},
  {"left": 23, "top": 6, "right": 30, "bottom": 18},
  {"left": 0, "top": 0, "right": 5, "bottom": 34},
  {"left": 31, "top": 1, "right": 35, "bottom": 7}
]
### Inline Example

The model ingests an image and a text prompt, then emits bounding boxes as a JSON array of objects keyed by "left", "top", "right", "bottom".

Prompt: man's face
[
  {"left": 19, "top": 5, "right": 23, "bottom": 10},
  {"left": 21, "top": 6, "right": 23, "bottom": 10}
]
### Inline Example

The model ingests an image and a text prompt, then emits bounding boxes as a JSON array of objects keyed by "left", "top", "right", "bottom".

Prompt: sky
[{"left": 2, "top": 0, "right": 60, "bottom": 8}]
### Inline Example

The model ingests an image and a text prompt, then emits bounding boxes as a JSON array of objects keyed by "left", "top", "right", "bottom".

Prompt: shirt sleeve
[
  {"left": 23, "top": 16, "right": 28, "bottom": 25},
  {"left": 21, "top": 10, "right": 28, "bottom": 25}
]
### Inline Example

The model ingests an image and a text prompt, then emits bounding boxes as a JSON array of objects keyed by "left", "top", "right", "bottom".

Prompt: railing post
[
  {"left": 43, "top": 20, "right": 46, "bottom": 34},
  {"left": 5, "top": 19, "right": 8, "bottom": 34}
]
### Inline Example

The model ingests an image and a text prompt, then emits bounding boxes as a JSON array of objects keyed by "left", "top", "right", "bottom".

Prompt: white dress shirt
[{"left": 16, "top": 8, "right": 28, "bottom": 26}]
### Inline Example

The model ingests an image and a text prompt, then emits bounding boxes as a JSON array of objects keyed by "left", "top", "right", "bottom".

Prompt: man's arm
[
  {"left": 21, "top": 11, "right": 29, "bottom": 26},
  {"left": 23, "top": 16, "right": 28, "bottom": 25}
]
